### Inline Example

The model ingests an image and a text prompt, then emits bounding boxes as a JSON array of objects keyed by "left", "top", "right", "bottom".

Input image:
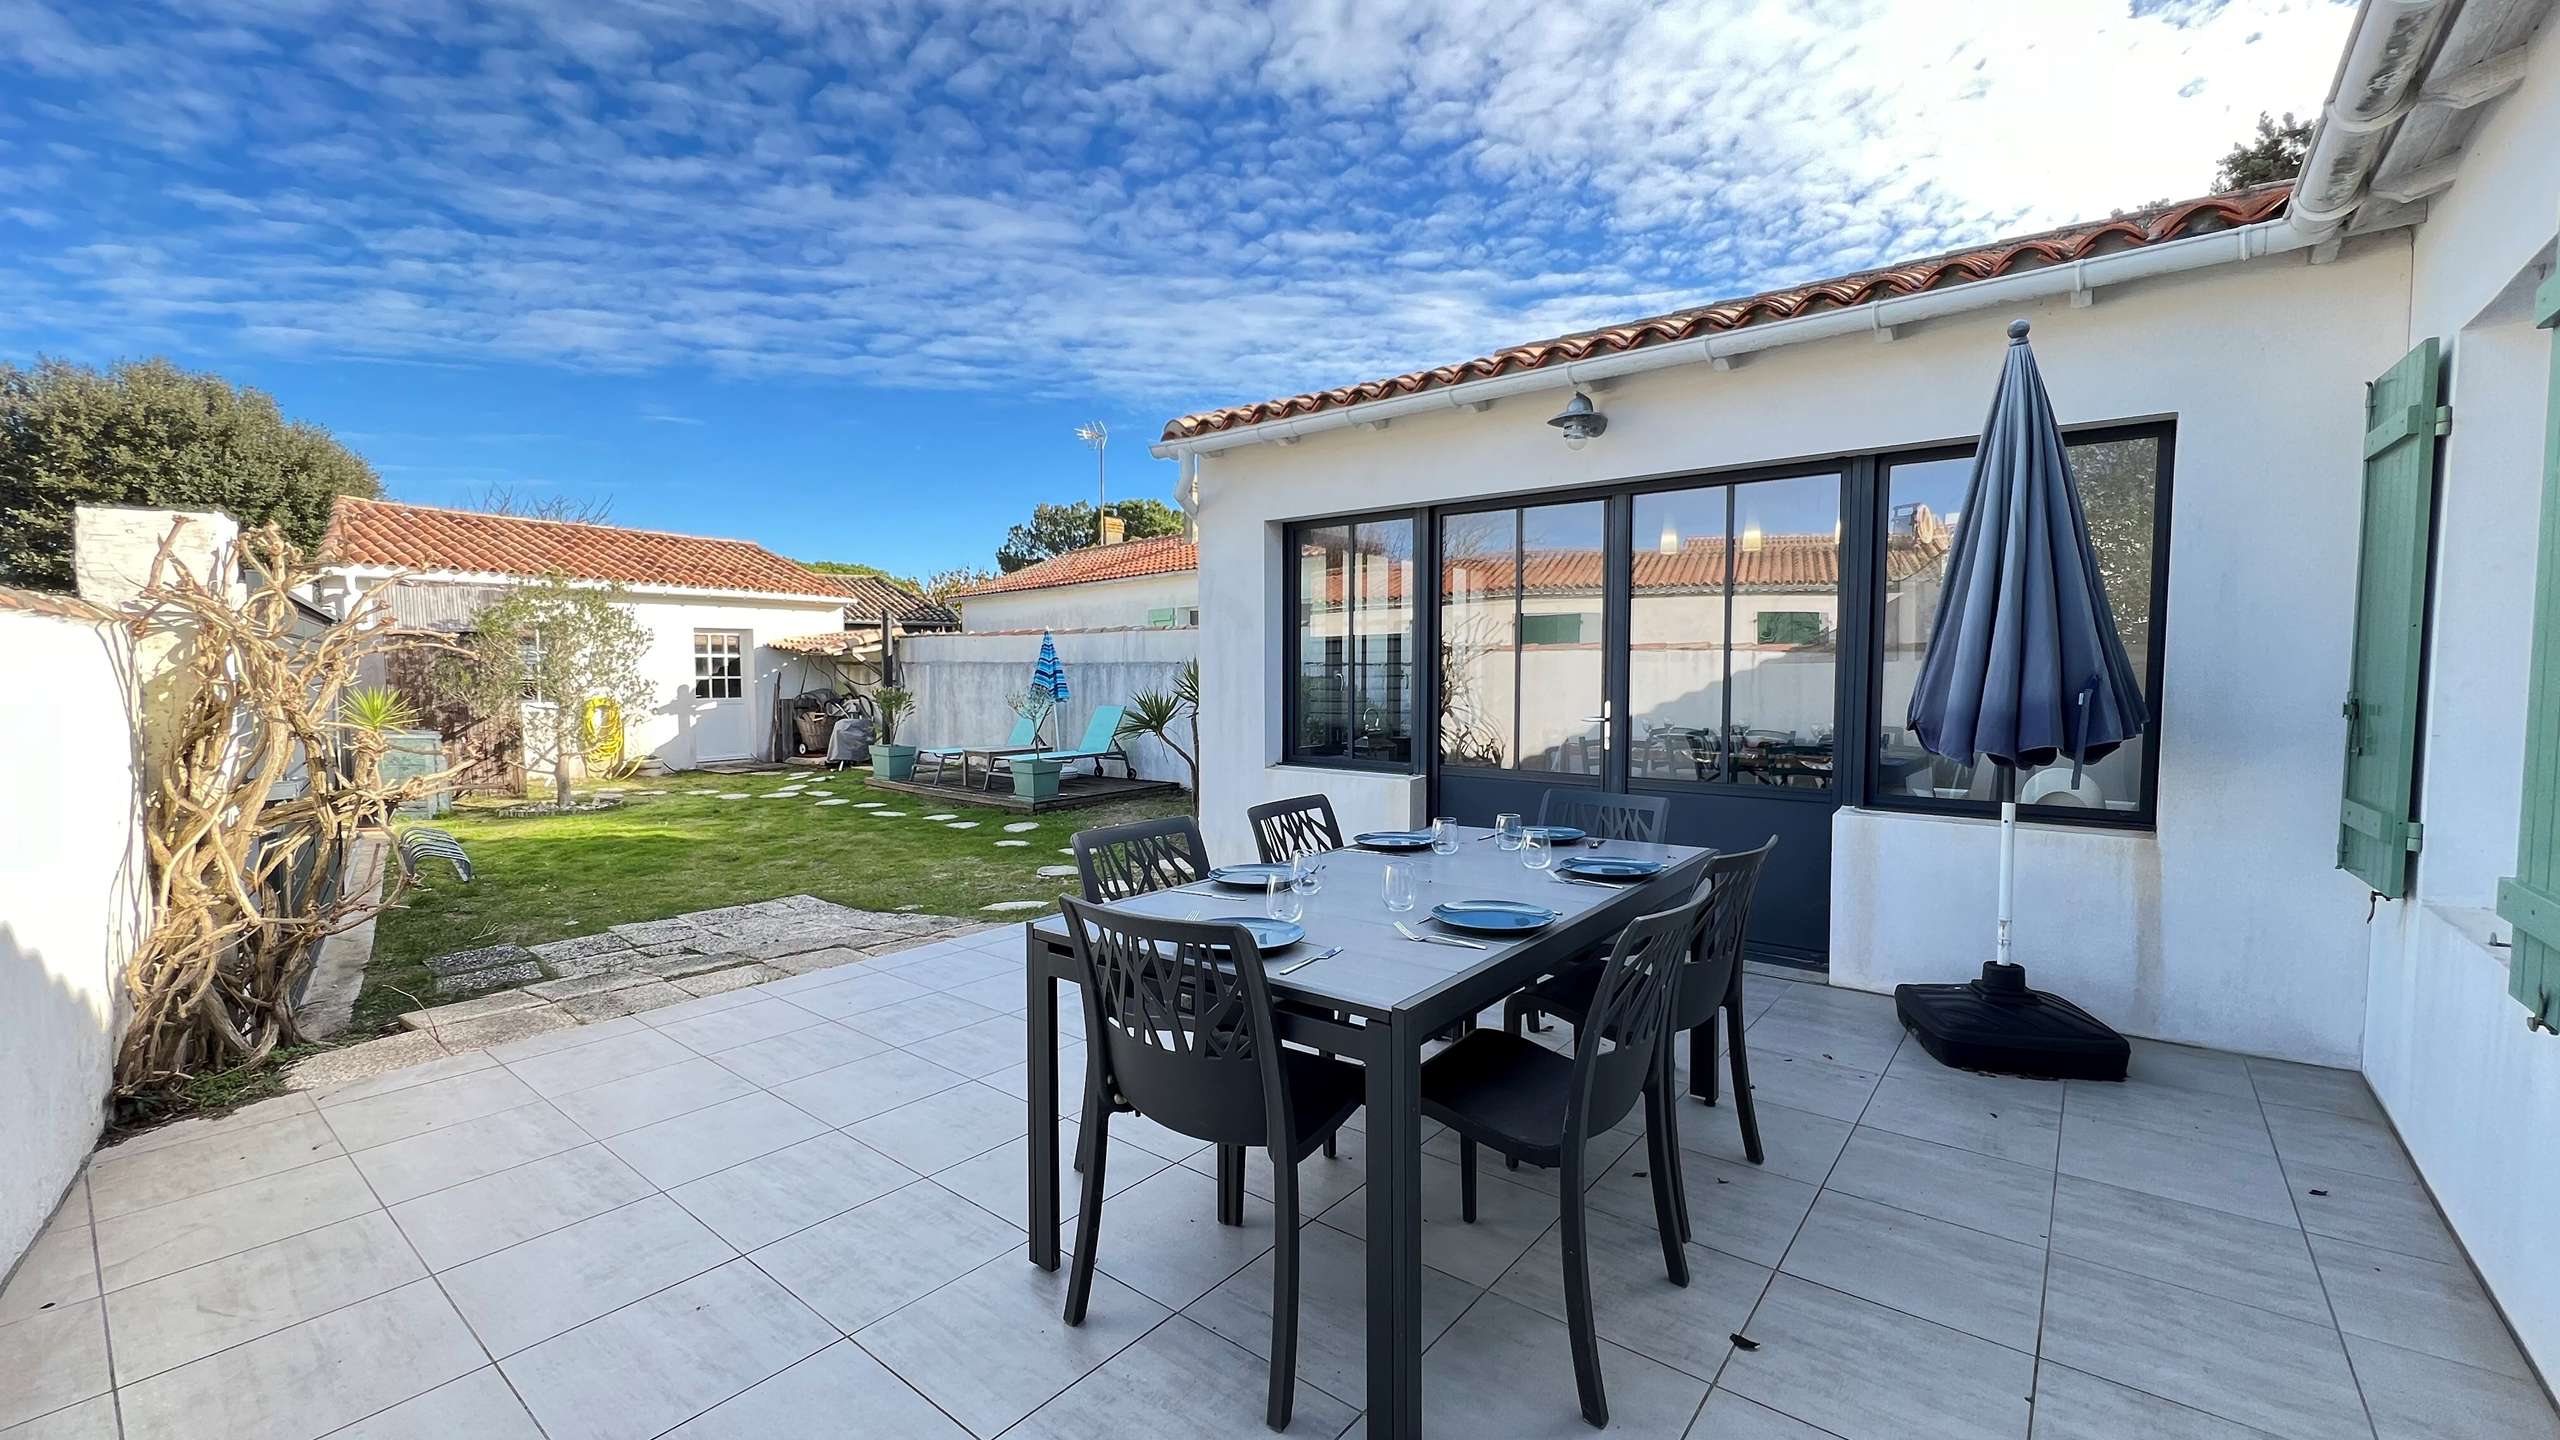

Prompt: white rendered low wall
[{"left": 0, "top": 605, "right": 147, "bottom": 1272}]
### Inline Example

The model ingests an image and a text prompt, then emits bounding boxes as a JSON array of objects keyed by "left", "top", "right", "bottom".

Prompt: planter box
[
  {"left": 1012, "top": 758, "right": 1065, "bottom": 803},
  {"left": 871, "top": 743, "right": 919, "bottom": 781}
]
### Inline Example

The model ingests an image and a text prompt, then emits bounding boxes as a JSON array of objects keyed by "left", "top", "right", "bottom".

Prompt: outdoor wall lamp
[{"left": 1547, "top": 390, "right": 1608, "bottom": 450}]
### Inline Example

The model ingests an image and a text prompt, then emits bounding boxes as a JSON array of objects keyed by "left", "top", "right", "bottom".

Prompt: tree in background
[
  {"left": 2214, "top": 112, "right": 2312, "bottom": 192},
  {"left": 803, "top": 558, "right": 903, "bottom": 581},
  {"left": 0, "top": 357, "right": 379, "bottom": 590},
  {"left": 916, "top": 565, "right": 997, "bottom": 605},
  {"left": 446, "top": 577, "right": 654, "bottom": 810},
  {"left": 995, "top": 497, "right": 1183, "bottom": 572},
  {"left": 472, "top": 482, "right": 613, "bottom": 524}
]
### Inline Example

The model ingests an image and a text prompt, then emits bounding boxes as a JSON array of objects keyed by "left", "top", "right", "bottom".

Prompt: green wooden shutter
[
  {"left": 2497, "top": 272, "right": 2560, "bottom": 1027},
  {"left": 2337, "top": 337, "right": 2448, "bottom": 897}
]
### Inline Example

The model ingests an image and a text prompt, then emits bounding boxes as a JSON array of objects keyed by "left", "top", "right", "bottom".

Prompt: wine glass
[
  {"left": 1382, "top": 863, "right": 1418, "bottom": 913},
  {"left": 1267, "top": 872, "right": 1304, "bottom": 924},
  {"left": 1521, "top": 830, "right": 1552, "bottom": 871},
  {"left": 1494, "top": 812, "right": 1524, "bottom": 851},
  {"left": 1291, "top": 853, "right": 1324, "bottom": 897},
  {"left": 1430, "top": 817, "right": 1458, "bottom": 855}
]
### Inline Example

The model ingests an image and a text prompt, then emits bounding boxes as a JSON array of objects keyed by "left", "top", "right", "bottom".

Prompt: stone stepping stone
[
  {"left": 896, "top": 904, "right": 923, "bottom": 912},
  {"left": 995, "top": 840, "right": 1028, "bottom": 848},
  {"left": 761, "top": 792, "right": 802, "bottom": 799},
  {"left": 1037, "top": 865, "right": 1078, "bottom": 879},
  {"left": 528, "top": 933, "right": 628, "bottom": 965},
  {"left": 922, "top": 813, "right": 959, "bottom": 821},
  {"left": 1058, "top": 848, "right": 1075, "bottom": 855},
  {"left": 872, "top": 810, "right": 908, "bottom": 818},
  {"left": 424, "top": 943, "right": 537, "bottom": 978},
  {"left": 1003, "top": 822, "right": 1040, "bottom": 833},
  {"left": 853, "top": 801, "right": 884, "bottom": 808},
  {"left": 806, "top": 790, "right": 834, "bottom": 797},
  {"left": 945, "top": 821, "right": 980, "bottom": 830},
  {"left": 980, "top": 900, "right": 1052, "bottom": 912},
  {"left": 715, "top": 793, "right": 750, "bottom": 800},
  {"left": 816, "top": 798, "right": 850, "bottom": 807}
]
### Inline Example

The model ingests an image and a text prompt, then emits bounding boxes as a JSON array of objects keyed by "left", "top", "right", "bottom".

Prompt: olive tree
[{"left": 449, "top": 577, "right": 655, "bottom": 808}]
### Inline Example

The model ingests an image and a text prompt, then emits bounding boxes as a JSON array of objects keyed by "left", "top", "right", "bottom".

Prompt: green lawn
[{"left": 359, "top": 770, "right": 1188, "bottom": 1031}]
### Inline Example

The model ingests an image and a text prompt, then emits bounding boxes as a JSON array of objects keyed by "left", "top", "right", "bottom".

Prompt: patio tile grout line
[
  {"left": 309, "top": 1094, "right": 565, "bottom": 1440},
  {"left": 2028, "top": 1067, "right": 2067, "bottom": 1433},
  {"left": 78, "top": 1174, "right": 126, "bottom": 1440},
  {"left": 2249, "top": 1061, "right": 2385, "bottom": 1440}
]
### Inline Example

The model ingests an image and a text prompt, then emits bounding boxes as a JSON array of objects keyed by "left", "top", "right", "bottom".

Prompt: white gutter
[
  {"left": 2285, "top": 0, "right": 2458, "bottom": 241},
  {"left": 1150, "top": 216, "right": 2312, "bottom": 460},
  {"left": 1151, "top": 0, "right": 2457, "bottom": 464}
]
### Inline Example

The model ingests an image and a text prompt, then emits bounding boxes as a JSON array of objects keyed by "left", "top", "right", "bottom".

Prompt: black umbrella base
[{"left": 1895, "top": 962, "right": 2129, "bottom": 1082}]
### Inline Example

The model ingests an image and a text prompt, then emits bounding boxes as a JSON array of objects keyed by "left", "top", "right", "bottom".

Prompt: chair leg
[
  {"left": 1644, "top": 1077, "right": 1690, "bottom": 1283},
  {"left": 1559, "top": 1148, "right": 1608, "bottom": 1427},
  {"left": 1266, "top": 1148, "right": 1300, "bottom": 1432},
  {"left": 1063, "top": 1114, "right": 1110, "bottom": 1325},
  {"left": 1690, "top": 1012, "right": 1719, "bottom": 1105},
  {"left": 1323, "top": 1129, "right": 1337, "bottom": 1160},
  {"left": 1725, "top": 993, "right": 1764, "bottom": 1165},
  {"left": 1217, "top": 1145, "right": 1245, "bottom": 1226},
  {"left": 1459, "top": 1136, "right": 1478, "bottom": 1224},
  {"left": 1072, "top": 1072, "right": 1107, "bottom": 1174}
]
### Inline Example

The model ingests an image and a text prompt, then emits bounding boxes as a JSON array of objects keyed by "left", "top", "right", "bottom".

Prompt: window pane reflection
[
  {"left": 1516, "top": 502, "right": 1606, "bottom": 775},
  {"left": 1294, "top": 524, "right": 1352, "bottom": 759},
  {"left": 1729, "top": 475, "right": 1839, "bottom": 787},
  {"left": 1629, "top": 488, "right": 1728, "bottom": 782},
  {"left": 1439, "top": 510, "right": 1518, "bottom": 768},
  {"left": 1878, "top": 436, "right": 2160, "bottom": 814}
]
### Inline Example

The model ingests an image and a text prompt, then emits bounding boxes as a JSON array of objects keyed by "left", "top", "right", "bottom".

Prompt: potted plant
[
  {"left": 868, "top": 686, "right": 918, "bottom": 780},
  {"left": 1007, "top": 691, "right": 1064, "bottom": 801}
]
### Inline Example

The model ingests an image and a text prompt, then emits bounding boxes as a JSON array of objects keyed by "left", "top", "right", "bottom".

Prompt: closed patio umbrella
[
  {"left": 1895, "top": 319, "right": 2146, "bottom": 1081},
  {"left": 1030, "top": 631, "right": 1071, "bottom": 746}
]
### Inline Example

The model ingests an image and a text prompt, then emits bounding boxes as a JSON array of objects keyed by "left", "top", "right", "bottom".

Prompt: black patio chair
[
  {"left": 1504, "top": 838, "right": 1778, "bottom": 1232},
  {"left": 1067, "top": 816, "right": 1212, "bottom": 1178},
  {"left": 1057, "top": 898, "right": 1361, "bottom": 1431},
  {"left": 1421, "top": 880, "right": 1706, "bottom": 1428},
  {"left": 1537, "top": 789, "right": 1669, "bottom": 844},
  {"left": 1246, "top": 793, "right": 1343, "bottom": 865}
]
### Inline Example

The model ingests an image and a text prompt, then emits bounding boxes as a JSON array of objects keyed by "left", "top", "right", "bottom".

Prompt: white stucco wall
[
  {"left": 615, "top": 591, "right": 849, "bottom": 771},
  {"left": 2359, "top": 22, "right": 2560, "bottom": 1376},
  {"left": 897, "top": 626, "right": 1198, "bottom": 785},
  {"left": 1190, "top": 236, "right": 2412, "bottom": 1065},
  {"left": 959, "top": 570, "right": 1199, "bottom": 633},
  {"left": 0, "top": 608, "right": 146, "bottom": 1274}
]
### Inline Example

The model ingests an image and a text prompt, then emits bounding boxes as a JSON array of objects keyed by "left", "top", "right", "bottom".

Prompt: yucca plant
[
  {"left": 1118, "top": 660, "right": 1200, "bottom": 796},
  {"left": 340, "top": 685, "right": 418, "bottom": 735}
]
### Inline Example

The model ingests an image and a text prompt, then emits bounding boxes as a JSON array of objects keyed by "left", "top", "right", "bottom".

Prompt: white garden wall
[
  {"left": 0, "top": 605, "right": 147, "bottom": 1275},
  {"left": 896, "top": 626, "right": 1198, "bottom": 786},
  {"left": 959, "top": 571, "right": 1198, "bottom": 633}
]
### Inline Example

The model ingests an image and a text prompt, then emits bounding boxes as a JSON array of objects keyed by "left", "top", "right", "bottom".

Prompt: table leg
[
  {"left": 1365, "top": 1015, "right": 1423, "bottom": 1438},
  {"left": 1026, "top": 936, "right": 1060, "bottom": 1271}
]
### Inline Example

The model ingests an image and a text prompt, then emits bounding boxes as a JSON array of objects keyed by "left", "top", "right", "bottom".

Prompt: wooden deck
[{"left": 862, "top": 771, "right": 1184, "bottom": 813}]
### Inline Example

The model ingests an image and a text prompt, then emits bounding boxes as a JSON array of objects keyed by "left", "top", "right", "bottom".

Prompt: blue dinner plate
[
  {"left": 1430, "top": 900, "right": 1558, "bottom": 935},
  {"left": 1208, "top": 863, "right": 1292, "bottom": 890},
  {"left": 1522, "top": 825, "right": 1585, "bottom": 844},
  {"left": 1556, "top": 855, "right": 1664, "bottom": 882},
  {"left": 1208, "top": 916, "right": 1304, "bottom": 950},
  {"left": 1355, "top": 830, "right": 1435, "bottom": 851}
]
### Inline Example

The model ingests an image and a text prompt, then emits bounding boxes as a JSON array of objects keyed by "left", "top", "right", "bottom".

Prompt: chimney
[{"left": 1098, "top": 514, "right": 1127, "bottom": 546}]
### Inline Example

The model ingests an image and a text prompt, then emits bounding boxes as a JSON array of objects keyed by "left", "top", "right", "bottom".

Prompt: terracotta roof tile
[
  {"left": 958, "top": 534, "right": 1198, "bottom": 598},
  {"left": 1162, "top": 185, "right": 2292, "bottom": 442},
  {"left": 326, "top": 496, "right": 891, "bottom": 602}
]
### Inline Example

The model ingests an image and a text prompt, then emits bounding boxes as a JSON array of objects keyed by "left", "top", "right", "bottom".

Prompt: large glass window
[
  {"left": 1438, "top": 500, "right": 1606, "bottom": 773},
  {"left": 1630, "top": 474, "right": 1841, "bottom": 787},
  {"left": 1877, "top": 429, "right": 2166, "bottom": 817},
  {"left": 1290, "top": 516, "right": 1415, "bottom": 765}
]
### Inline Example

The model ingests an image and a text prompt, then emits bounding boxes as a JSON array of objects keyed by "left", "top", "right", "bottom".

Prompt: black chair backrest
[
  {"left": 1671, "top": 837, "right": 1777, "bottom": 1031},
  {"left": 1539, "top": 789, "right": 1668, "bottom": 843},
  {"left": 1246, "top": 793, "right": 1343, "bottom": 866},
  {"left": 1058, "top": 896, "right": 1289, "bottom": 1150},
  {"left": 1072, "top": 816, "right": 1211, "bottom": 902},
  {"left": 1568, "top": 879, "right": 1712, "bottom": 1141}
]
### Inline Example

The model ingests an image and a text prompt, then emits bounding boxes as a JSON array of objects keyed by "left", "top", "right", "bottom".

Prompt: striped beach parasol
[{"left": 1030, "top": 631, "right": 1070, "bottom": 745}]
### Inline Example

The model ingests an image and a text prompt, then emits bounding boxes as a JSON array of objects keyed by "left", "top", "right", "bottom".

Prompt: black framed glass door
[{"left": 1430, "top": 466, "right": 1854, "bottom": 963}]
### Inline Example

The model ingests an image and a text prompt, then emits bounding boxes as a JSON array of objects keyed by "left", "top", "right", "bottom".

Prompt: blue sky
[{"left": 1, "top": 0, "right": 2351, "bottom": 579}]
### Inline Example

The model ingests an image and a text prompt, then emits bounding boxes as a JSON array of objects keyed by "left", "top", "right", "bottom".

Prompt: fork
[
  {"left": 1275, "top": 945, "right": 1342, "bottom": 976},
  {"left": 1395, "top": 921, "right": 1488, "bottom": 950}
]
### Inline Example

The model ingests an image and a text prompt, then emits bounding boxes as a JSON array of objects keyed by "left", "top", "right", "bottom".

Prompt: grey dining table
[{"left": 1021, "top": 826, "right": 1713, "bottom": 1438}]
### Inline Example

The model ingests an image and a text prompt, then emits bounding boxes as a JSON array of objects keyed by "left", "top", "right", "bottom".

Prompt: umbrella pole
[{"left": 1996, "top": 764, "right": 2017, "bottom": 969}]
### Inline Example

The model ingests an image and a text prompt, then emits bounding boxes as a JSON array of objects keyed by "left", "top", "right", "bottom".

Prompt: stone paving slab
[
  {"left": 415, "top": 1004, "right": 582, "bottom": 1051},
  {"left": 673, "top": 964, "right": 788, "bottom": 997},
  {"left": 530, "top": 933, "right": 635, "bottom": 965},
  {"left": 523, "top": 971, "right": 657, "bottom": 1002},
  {"left": 559, "top": 981, "right": 694, "bottom": 1022},
  {"left": 424, "top": 944, "right": 537, "bottom": 978},
  {"left": 433, "top": 960, "right": 543, "bottom": 997}
]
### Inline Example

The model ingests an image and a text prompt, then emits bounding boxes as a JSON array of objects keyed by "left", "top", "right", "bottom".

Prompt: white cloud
[{"left": 0, "top": 0, "right": 2353, "bottom": 426}]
